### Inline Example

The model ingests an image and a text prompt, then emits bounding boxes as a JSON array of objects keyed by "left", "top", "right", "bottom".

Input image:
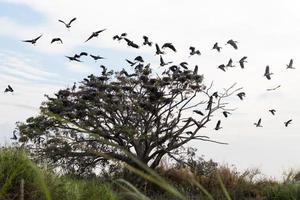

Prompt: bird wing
[
  {"left": 80, "top": 52, "right": 88, "bottom": 56},
  {"left": 155, "top": 44, "right": 161, "bottom": 53},
  {"left": 216, "top": 120, "right": 221, "bottom": 129},
  {"left": 160, "top": 56, "right": 164, "bottom": 65},
  {"left": 68, "top": 17, "right": 77, "bottom": 25},
  {"left": 95, "top": 29, "right": 106, "bottom": 34},
  {"left": 162, "top": 43, "right": 176, "bottom": 52},
  {"left": 8, "top": 85, "right": 13, "bottom": 91},
  {"left": 34, "top": 34, "right": 43, "bottom": 41},
  {"left": 58, "top": 19, "right": 67, "bottom": 26},
  {"left": 227, "top": 40, "right": 238, "bottom": 49},
  {"left": 85, "top": 34, "right": 95, "bottom": 42},
  {"left": 22, "top": 39, "right": 33, "bottom": 43}
]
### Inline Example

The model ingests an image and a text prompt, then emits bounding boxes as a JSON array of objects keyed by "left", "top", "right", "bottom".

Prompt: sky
[{"left": 0, "top": 0, "right": 300, "bottom": 179}]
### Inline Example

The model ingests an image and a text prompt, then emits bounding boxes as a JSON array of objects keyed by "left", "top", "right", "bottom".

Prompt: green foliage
[{"left": 263, "top": 183, "right": 300, "bottom": 200}]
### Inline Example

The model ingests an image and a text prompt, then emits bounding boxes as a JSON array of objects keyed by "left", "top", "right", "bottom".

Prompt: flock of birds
[{"left": 5, "top": 17, "right": 297, "bottom": 139}]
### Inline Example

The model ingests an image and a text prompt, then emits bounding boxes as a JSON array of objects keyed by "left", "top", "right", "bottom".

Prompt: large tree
[{"left": 16, "top": 62, "right": 239, "bottom": 174}]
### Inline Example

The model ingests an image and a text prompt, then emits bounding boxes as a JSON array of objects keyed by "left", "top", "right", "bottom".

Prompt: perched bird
[
  {"left": 193, "top": 65, "right": 198, "bottom": 75},
  {"left": 193, "top": 110, "right": 204, "bottom": 116},
  {"left": 180, "top": 62, "right": 188, "bottom": 69},
  {"left": 58, "top": 17, "right": 77, "bottom": 29},
  {"left": 206, "top": 96, "right": 213, "bottom": 110},
  {"left": 223, "top": 111, "right": 231, "bottom": 118},
  {"left": 51, "top": 38, "right": 63, "bottom": 44},
  {"left": 212, "top": 92, "right": 218, "bottom": 98},
  {"left": 66, "top": 56, "right": 81, "bottom": 62},
  {"left": 284, "top": 119, "right": 292, "bottom": 127},
  {"left": 143, "top": 36, "right": 152, "bottom": 46},
  {"left": 269, "top": 109, "right": 276, "bottom": 115},
  {"left": 22, "top": 34, "right": 42, "bottom": 45},
  {"left": 264, "top": 65, "right": 273, "bottom": 80},
  {"left": 162, "top": 43, "right": 177, "bottom": 52},
  {"left": 226, "top": 39, "right": 238, "bottom": 49},
  {"left": 10, "top": 131, "right": 17, "bottom": 140},
  {"left": 215, "top": 120, "right": 222, "bottom": 130},
  {"left": 286, "top": 59, "right": 295, "bottom": 69},
  {"left": 71, "top": 82, "right": 76, "bottom": 92},
  {"left": 160, "top": 56, "right": 172, "bottom": 66},
  {"left": 134, "top": 56, "right": 144, "bottom": 63},
  {"left": 189, "top": 47, "right": 201, "bottom": 56},
  {"left": 218, "top": 64, "right": 226, "bottom": 72},
  {"left": 155, "top": 44, "right": 164, "bottom": 55},
  {"left": 254, "top": 118, "right": 262, "bottom": 127},
  {"left": 120, "top": 68, "right": 137, "bottom": 77},
  {"left": 4, "top": 85, "right": 14, "bottom": 93},
  {"left": 90, "top": 54, "right": 105, "bottom": 61},
  {"left": 85, "top": 29, "right": 106, "bottom": 42},
  {"left": 212, "top": 42, "right": 221, "bottom": 52},
  {"left": 237, "top": 92, "right": 245, "bottom": 100},
  {"left": 239, "top": 56, "right": 247, "bottom": 69},
  {"left": 124, "top": 38, "right": 139, "bottom": 48}
]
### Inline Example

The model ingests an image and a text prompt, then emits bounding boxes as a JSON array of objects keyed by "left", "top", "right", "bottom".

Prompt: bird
[
  {"left": 51, "top": 38, "right": 63, "bottom": 44},
  {"left": 66, "top": 56, "right": 81, "bottom": 62},
  {"left": 124, "top": 38, "right": 139, "bottom": 48},
  {"left": 223, "top": 111, "right": 231, "bottom": 118},
  {"left": 58, "top": 17, "right": 76, "bottom": 29},
  {"left": 143, "top": 36, "right": 152, "bottom": 46},
  {"left": 193, "top": 65, "right": 198, "bottom": 75},
  {"left": 212, "top": 42, "right": 222, "bottom": 52},
  {"left": 120, "top": 68, "right": 137, "bottom": 77},
  {"left": 264, "top": 65, "right": 273, "bottom": 80},
  {"left": 126, "top": 59, "right": 137, "bottom": 66},
  {"left": 239, "top": 56, "right": 247, "bottom": 69},
  {"left": 237, "top": 92, "right": 245, "bottom": 100},
  {"left": 193, "top": 110, "right": 204, "bottom": 116},
  {"left": 284, "top": 119, "right": 292, "bottom": 127},
  {"left": 10, "top": 130, "right": 17, "bottom": 140},
  {"left": 267, "top": 85, "right": 281, "bottom": 91},
  {"left": 180, "top": 62, "right": 188, "bottom": 69},
  {"left": 85, "top": 29, "right": 106, "bottom": 42},
  {"left": 218, "top": 64, "right": 226, "bottom": 72},
  {"left": 189, "top": 47, "right": 201, "bottom": 56},
  {"left": 90, "top": 54, "right": 105, "bottom": 61},
  {"left": 286, "top": 59, "right": 295, "bottom": 69},
  {"left": 100, "top": 65, "right": 107, "bottom": 75},
  {"left": 113, "top": 33, "right": 127, "bottom": 41},
  {"left": 74, "top": 52, "right": 88, "bottom": 59},
  {"left": 226, "top": 58, "right": 235, "bottom": 68},
  {"left": 160, "top": 56, "right": 172, "bottom": 66},
  {"left": 155, "top": 44, "right": 164, "bottom": 55},
  {"left": 215, "top": 120, "right": 222, "bottom": 130},
  {"left": 269, "top": 109, "right": 276, "bottom": 115},
  {"left": 226, "top": 39, "right": 238, "bottom": 49},
  {"left": 71, "top": 82, "right": 76, "bottom": 91},
  {"left": 162, "top": 43, "right": 177, "bottom": 52},
  {"left": 4, "top": 85, "right": 14, "bottom": 93},
  {"left": 254, "top": 118, "right": 262, "bottom": 127},
  {"left": 206, "top": 96, "right": 213, "bottom": 110},
  {"left": 22, "top": 34, "right": 42, "bottom": 45},
  {"left": 134, "top": 56, "right": 144, "bottom": 63},
  {"left": 212, "top": 92, "right": 218, "bottom": 98}
]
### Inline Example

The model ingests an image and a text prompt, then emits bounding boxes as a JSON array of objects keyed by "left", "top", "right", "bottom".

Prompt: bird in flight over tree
[{"left": 155, "top": 44, "right": 164, "bottom": 55}]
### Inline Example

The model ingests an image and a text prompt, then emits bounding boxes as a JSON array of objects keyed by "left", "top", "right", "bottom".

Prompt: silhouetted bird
[
  {"left": 126, "top": 59, "right": 137, "bottom": 66},
  {"left": 22, "top": 34, "right": 42, "bottom": 45},
  {"left": 193, "top": 65, "right": 198, "bottom": 75},
  {"left": 180, "top": 62, "right": 188, "bottom": 69},
  {"left": 269, "top": 109, "right": 276, "bottom": 115},
  {"left": 284, "top": 119, "right": 292, "bottom": 127},
  {"left": 212, "top": 92, "right": 218, "bottom": 98},
  {"left": 215, "top": 120, "right": 222, "bottom": 130},
  {"left": 160, "top": 56, "right": 172, "bottom": 66},
  {"left": 237, "top": 92, "right": 245, "bottom": 100},
  {"left": 134, "top": 56, "right": 144, "bottom": 63},
  {"left": 51, "top": 38, "right": 63, "bottom": 44},
  {"left": 85, "top": 29, "right": 106, "bottom": 42},
  {"left": 155, "top": 44, "right": 164, "bottom": 55},
  {"left": 254, "top": 118, "right": 262, "bottom": 127},
  {"left": 206, "top": 96, "right": 213, "bottom": 110},
  {"left": 143, "top": 36, "right": 152, "bottom": 46},
  {"left": 286, "top": 59, "right": 295, "bottom": 69},
  {"left": 72, "top": 82, "right": 76, "bottom": 91},
  {"left": 4, "top": 85, "right": 13, "bottom": 93},
  {"left": 10, "top": 130, "right": 17, "bottom": 140},
  {"left": 212, "top": 42, "right": 221, "bottom": 52},
  {"left": 226, "top": 39, "right": 238, "bottom": 49},
  {"left": 223, "top": 111, "right": 231, "bottom": 118},
  {"left": 113, "top": 33, "right": 127, "bottom": 41},
  {"left": 226, "top": 58, "right": 235, "bottom": 67},
  {"left": 267, "top": 85, "right": 281, "bottom": 91},
  {"left": 218, "top": 64, "right": 226, "bottom": 72},
  {"left": 124, "top": 38, "right": 139, "bottom": 48},
  {"left": 58, "top": 17, "right": 76, "bottom": 29},
  {"left": 100, "top": 65, "right": 107, "bottom": 75},
  {"left": 66, "top": 56, "right": 81, "bottom": 62},
  {"left": 239, "top": 56, "right": 247, "bottom": 69},
  {"left": 193, "top": 110, "right": 204, "bottom": 116},
  {"left": 162, "top": 43, "right": 177, "bottom": 52},
  {"left": 120, "top": 68, "right": 137, "bottom": 77},
  {"left": 264, "top": 65, "right": 273, "bottom": 80},
  {"left": 74, "top": 52, "right": 88, "bottom": 59},
  {"left": 189, "top": 46, "right": 201, "bottom": 56},
  {"left": 90, "top": 54, "right": 105, "bottom": 61}
]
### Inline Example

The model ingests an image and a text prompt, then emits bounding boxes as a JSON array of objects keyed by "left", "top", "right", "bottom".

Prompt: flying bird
[
  {"left": 85, "top": 29, "right": 106, "bottom": 42},
  {"left": 254, "top": 118, "right": 262, "bottom": 127},
  {"left": 193, "top": 110, "right": 204, "bottom": 116},
  {"left": 215, "top": 120, "right": 222, "bottom": 130},
  {"left": 51, "top": 38, "right": 63, "bottom": 44},
  {"left": 226, "top": 58, "right": 235, "bottom": 68},
  {"left": 113, "top": 33, "right": 127, "bottom": 41},
  {"left": 90, "top": 54, "right": 105, "bottom": 61},
  {"left": 266, "top": 85, "right": 281, "bottom": 91},
  {"left": 22, "top": 34, "right": 42, "bottom": 45},
  {"left": 126, "top": 59, "right": 137, "bottom": 66},
  {"left": 143, "top": 36, "right": 152, "bottom": 46},
  {"left": 226, "top": 39, "right": 238, "bottom": 49},
  {"left": 212, "top": 42, "right": 221, "bottom": 52},
  {"left": 162, "top": 43, "right": 177, "bottom": 52},
  {"left": 237, "top": 92, "right": 245, "bottom": 100},
  {"left": 124, "top": 38, "right": 139, "bottom": 48},
  {"left": 160, "top": 56, "right": 172, "bottom": 66},
  {"left": 286, "top": 59, "right": 295, "bottom": 69},
  {"left": 218, "top": 64, "right": 226, "bottom": 72},
  {"left": 264, "top": 65, "right": 273, "bottom": 80},
  {"left": 4, "top": 85, "right": 14, "bottom": 93},
  {"left": 223, "top": 111, "right": 231, "bottom": 118},
  {"left": 58, "top": 17, "right": 77, "bottom": 29},
  {"left": 284, "top": 119, "right": 292, "bottom": 127},
  {"left": 66, "top": 56, "right": 81, "bottom": 62},
  {"left": 155, "top": 44, "right": 164, "bottom": 55},
  {"left": 269, "top": 109, "right": 276, "bottom": 115},
  {"left": 100, "top": 65, "right": 107, "bottom": 75},
  {"left": 189, "top": 47, "right": 201, "bottom": 56},
  {"left": 180, "top": 62, "right": 188, "bottom": 69},
  {"left": 134, "top": 56, "right": 144, "bottom": 63},
  {"left": 239, "top": 56, "right": 247, "bottom": 69}
]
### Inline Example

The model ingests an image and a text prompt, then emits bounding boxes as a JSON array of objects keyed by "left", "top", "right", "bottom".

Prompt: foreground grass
[{"left": 0, "top": 147, "right": 300, "bottom": 200}]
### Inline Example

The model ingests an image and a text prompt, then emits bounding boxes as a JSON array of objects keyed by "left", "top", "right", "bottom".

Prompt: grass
[{"left": 0, "top": 146, "right": 300, "bottom": 200}]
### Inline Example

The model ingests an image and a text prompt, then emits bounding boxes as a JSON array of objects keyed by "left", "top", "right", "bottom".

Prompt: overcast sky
[{"left": 0, "top": 0, "right": 300, "bottom": 179}]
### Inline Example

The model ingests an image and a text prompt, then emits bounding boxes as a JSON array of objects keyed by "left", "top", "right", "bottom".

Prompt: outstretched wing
[
  {"left": 162, "top": 43, "right": 176, "bottom": 52},
  {"left": 68, "top": 17, "right": 77, "bottom": 25},
  {"left": 58, "top": 19, "right": 67, "bottom": 26}
]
